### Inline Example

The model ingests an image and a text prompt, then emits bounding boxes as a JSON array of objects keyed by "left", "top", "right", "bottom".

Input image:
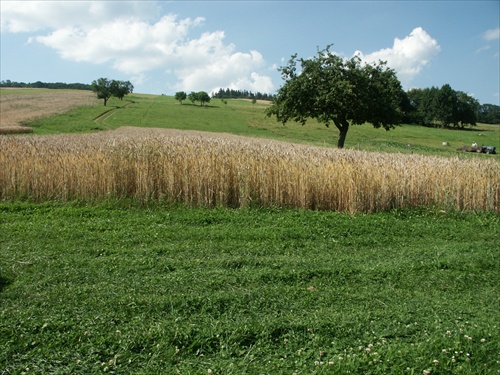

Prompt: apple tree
[{"left": 266, "top": 46, "right": 407, "bottom": 148}]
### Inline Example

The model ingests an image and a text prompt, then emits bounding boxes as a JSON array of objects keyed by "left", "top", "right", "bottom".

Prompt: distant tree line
[
  {"left": 0, "top": 80, "right": 92, "bottom": 90},
  {"left": 476, "top": 103, "right": 500, "bottom": 124},
  {"left": 212, "top": 88, "right": 276, "bottom": 101},
  {"left": 405, "top": 84, "right": 477, "bottom": 128},
  {"left": 404, "top": 84, "right": 500, "bottom": 127}
]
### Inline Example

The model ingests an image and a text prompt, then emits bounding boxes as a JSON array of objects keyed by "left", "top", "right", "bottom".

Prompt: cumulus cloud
[
  {"left": 1, "top": 1, "right": 274, "bottom": 93},
  {"left": 174, "top": 49, "right": 272, "bottom": 93},
  {"left": 0, "top": 1, "right": 159, "bottom": 32},
  {"left": 354, "top": 27, "right": 440, "bottom": 87},
  {"left": 34, "top": 15, "right": 206, "bottom": 72}
]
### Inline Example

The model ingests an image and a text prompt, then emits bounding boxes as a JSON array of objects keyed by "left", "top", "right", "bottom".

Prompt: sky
[{"left": 1, "top": 1, "right": 499, "bottom": 105}]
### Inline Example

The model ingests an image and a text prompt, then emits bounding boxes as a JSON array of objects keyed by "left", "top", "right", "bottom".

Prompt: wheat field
[{"left": 1, "top": 127, "right": 498, "bottom": 213}]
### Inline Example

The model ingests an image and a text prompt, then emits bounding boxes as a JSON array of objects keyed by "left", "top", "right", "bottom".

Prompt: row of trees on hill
[
  {"left": 91, "top": 78, "right": 134, "bottom": 106},
  {"left": 175, "top": 91, "right": 211, "bottom": 106},
  {"left": 0, "top": 80, "right": 91, "bottom": 90},
  {"left": 212, "top": 88, "right": 276, "bottom": 101},
  {"left": 175, "top": 89, "right": 276, "bottom": 106}
]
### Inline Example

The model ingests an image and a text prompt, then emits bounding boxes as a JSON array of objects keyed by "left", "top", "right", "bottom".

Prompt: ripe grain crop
[{"left": 1, "top": 127, "right": 498, "bottom": 212}]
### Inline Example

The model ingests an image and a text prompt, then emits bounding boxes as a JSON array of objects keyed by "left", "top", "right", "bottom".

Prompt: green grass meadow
[
  {"left": 1, "top": 203, "right": 499, "bottom": 374},
  {"left": 1, "top": 90, "right": 499, "bottom": 373}
]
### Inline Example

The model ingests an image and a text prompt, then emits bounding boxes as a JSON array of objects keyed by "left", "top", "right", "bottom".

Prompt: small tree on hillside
[
  {"left": 266, "top": 46, "right": 406, "bottom": 148},
  {"left": 188, "top": 91, "right": 198, "bottom": 105},
  {"left": 197, "top": 91, "right": 211, "bottom": 106},
  {"left": 175, "top": 91, "right": 187, "bottom": 104},
  {"left": 112, "top": 80, "right": 134, "bottom": 100},
  {"left": 91, "top": 78, "right": 133, "bottom": 106},
  {"left": 91, "top": 78, "right": 113, "bottom": 106}
]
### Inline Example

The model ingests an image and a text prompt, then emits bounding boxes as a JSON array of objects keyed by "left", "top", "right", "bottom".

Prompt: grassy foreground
[{"left": 1, "top": 202, "right": 499, "bottom": 374}]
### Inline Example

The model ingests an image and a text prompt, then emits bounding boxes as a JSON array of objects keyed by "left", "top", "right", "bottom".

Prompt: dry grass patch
[
  {"left": 1, "top": 127, "right": 498, "bottom": 212},
  {"left": 0, "top": 89, "right": 97, "bottom": 134}
]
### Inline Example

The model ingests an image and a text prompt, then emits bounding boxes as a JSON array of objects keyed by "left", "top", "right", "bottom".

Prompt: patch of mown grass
[{"left": 1, "top": 202, "right": 498, "bottom": 373}]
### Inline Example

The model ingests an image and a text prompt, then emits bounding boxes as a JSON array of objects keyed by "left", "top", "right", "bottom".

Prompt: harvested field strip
[{"left": 1, "top": 127, "right": 498, "bottom": 212}]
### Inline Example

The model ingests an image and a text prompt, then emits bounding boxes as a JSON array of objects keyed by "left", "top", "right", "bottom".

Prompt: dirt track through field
[{"left": 92, "top": 100, "right": 135, "bottom": 125}]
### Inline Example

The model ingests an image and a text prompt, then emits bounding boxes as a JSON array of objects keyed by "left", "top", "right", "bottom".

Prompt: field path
[{"left": 93, "top": 101, "right": 135, "bottom": 126}]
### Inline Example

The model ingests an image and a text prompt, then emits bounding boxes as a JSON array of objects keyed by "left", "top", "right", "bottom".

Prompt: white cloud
[
  {"left": 476, "top": 45, "right": 491, "bottom": 53},
  {"left": 0, "top": 1, "right": 159, "bottom": 32},
  {"left": 34, "top": 15, "right": 206, "bottom": 72},
  {"left": 174, "top": 49, "right": 273, "bottom": 93},
  {"left": 1, "top": 1, "right": 274, "bottom": 93},
  {"left": 477, "top": 28, "right": 499, "bottom": 57},
  {"left": 483, "top": 28, "right": 500, "bottom": 41},
  {"left": 354, "top": 27, "right": 440, "bottom": 87}
]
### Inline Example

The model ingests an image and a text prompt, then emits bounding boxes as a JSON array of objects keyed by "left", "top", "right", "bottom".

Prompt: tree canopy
[
  {"left": 406, "top": 85, "right": 479, "bottom": 128},
  {"left": 111, "top": 80, "right": 134, "bottom": 101},
  {"left": 476, "top": 103, "right": 500, "bottom": 124},
  {"left": 91, "top": 78, "right": 133, "bottom": 106},
  {"left": 266, "top": 46, "right": 406, "bottom": 148},
  {"left": 182, "top": 91, "right": 211, "bottom": 106},
  {"left": 197, "top": 91, "right": 211, "bottom": 106},
  {"left": 175, "top": 91, "right": 187, "bottom": 104}
]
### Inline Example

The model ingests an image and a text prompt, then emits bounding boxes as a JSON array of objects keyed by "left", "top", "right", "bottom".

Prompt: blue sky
[{"left": 1, "top": 1, "right": 499, "bottom": 105}]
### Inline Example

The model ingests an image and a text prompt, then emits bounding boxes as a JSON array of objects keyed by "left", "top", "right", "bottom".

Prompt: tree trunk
[{"left": 334, "top": 118, "right": 349, "bottom": 149}]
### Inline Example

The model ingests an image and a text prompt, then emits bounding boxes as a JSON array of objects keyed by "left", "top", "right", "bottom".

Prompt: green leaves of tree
[
  {"left": 407, "top": 85, "right": 479, "bottom": 128},
  {"left": 183, "top": 91, "right": 211, "bottom": 106},
  {"left": 91, "top": 78, "right": 134, "bottom": 106},
  {"left": 175, "top": 91, "right": 187, "bottom": 104},
  {"left": 266, "top": 46, "right": 406, "bottom": 148}
]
